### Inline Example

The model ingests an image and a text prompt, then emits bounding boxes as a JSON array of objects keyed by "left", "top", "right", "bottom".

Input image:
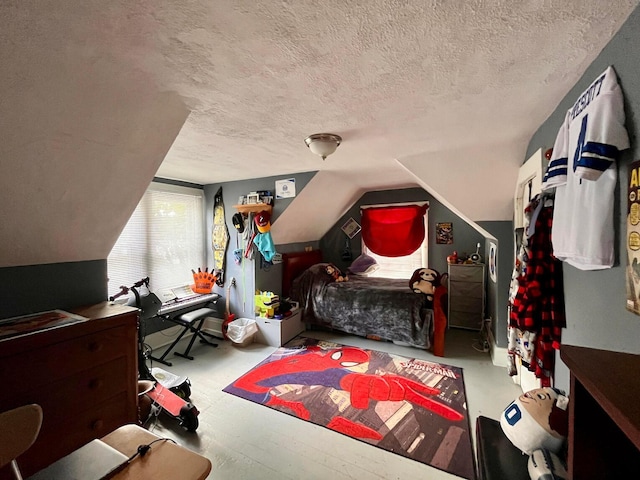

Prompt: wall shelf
[{"left": 233, "top": 203, "right": 272, "bottom": 214}]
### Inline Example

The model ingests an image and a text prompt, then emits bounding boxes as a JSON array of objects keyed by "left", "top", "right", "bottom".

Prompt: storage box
[{"left": 254, "top": 310, "right": 304, "bottom": 347}]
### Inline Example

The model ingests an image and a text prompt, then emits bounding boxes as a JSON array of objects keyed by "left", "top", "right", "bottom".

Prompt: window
[
  {"left": 107, "top": 182, "right": 205, "bottom": 296},
  {"left": 361, "top": 202, "right": 429, "bottom": 279}
]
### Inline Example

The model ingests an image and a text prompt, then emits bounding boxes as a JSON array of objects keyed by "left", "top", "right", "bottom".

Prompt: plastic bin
[{"left": 227, "top": 318, "right": 258, "bottom": 347}]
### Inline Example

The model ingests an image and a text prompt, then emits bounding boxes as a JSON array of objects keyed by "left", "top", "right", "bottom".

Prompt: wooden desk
[{"left": 102, "top": 424, "right": 211, "bottom": 480}]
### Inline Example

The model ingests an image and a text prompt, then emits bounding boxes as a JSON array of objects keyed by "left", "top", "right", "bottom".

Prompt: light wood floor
[{"left": 142, "top": 327, "right": 522, "bottom": 479}]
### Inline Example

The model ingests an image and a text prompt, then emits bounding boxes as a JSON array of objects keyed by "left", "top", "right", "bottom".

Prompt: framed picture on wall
[
  {"left": 341, "top": 217, "right": 361, "bottom": 239},
  {"left": 436, "top": 222, "right": 453, "bottom": 244}
]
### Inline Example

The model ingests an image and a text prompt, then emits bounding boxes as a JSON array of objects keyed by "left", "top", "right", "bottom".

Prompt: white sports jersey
[{"left": 542, "top": 66, "right": 629, "bottom": 270}]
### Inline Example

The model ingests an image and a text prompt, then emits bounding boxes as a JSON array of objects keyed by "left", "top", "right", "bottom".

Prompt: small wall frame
[
  {"left": 436, "top": 222, "right": 454, "bottom": 244},
  {"left": 341, "top": 217, "right": 361, "bottom": 239}
]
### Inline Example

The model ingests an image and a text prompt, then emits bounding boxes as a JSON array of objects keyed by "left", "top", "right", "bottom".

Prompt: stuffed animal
[
  {"left": 500, "top": 387, "right": 569, "bottom": 455},
  {"left": 326, "top": 263, "right": 348, "bottom": 282},
  {"left": 409, "top": 268, "right": 441, "bottom": 305},
  {"left": 528, "top": 448, "right": 568, "bottom": 480}
]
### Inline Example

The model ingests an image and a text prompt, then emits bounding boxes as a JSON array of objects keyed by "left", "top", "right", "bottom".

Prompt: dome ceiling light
[{"left": 304, "top": 133, "right": 342, "bottom": 160}]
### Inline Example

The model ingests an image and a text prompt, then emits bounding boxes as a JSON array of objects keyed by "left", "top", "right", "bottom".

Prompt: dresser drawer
[
  {"left": 4, "top": 356, "right": 131, "bottom": 417},
  {"left": 449, "top": 295, "right": 483, "bottom": 314},
  {"left": 449, "top": 310, "right": 483, "bottom": 330},
  {"left": 448, "top": 263, "right": 485, "bottom": 331},
  {"left": 0, "top": 304, "right": 138, "bottom": 480},
  {"left": 448, "top": 264, "right": 485, "bottom": 282},
  {"left": 449, "top": 280, "right": 484, "bottom": 297},
  {"left": 0, "top": 324, "right": 134, "bottom": 395}
]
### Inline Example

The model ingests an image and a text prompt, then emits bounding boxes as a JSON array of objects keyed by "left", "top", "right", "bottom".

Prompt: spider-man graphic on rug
[{"left": 223, "top": 338, "right": 476, "bottom": 479}]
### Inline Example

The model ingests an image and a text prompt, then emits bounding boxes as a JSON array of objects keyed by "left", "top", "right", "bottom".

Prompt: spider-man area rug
[{"left": 223, "top": 337, "right": 476, "bottom": 479}]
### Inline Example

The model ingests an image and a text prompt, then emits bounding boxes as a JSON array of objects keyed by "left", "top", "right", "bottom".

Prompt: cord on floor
[{"left": 472, "top": 319, "right": 491, "bottom": 352}]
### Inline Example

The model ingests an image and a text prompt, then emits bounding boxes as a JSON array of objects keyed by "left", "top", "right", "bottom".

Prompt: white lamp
[{"left": 304, "top": 133, "right": 342, "bottom": 160}]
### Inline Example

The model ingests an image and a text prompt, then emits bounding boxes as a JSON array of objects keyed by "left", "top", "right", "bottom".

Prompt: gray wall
[
  {"left": 525, "top": 5, "right": 640, "bottom": 391},
  {"left": 319, "top": 187, "right": 495, "bottom": 340},
  {"left": 478, "top": 221, "right": 514, "bottom": 348},
  {"left": 0, "top": 260, "right": 107, "bottom": 319},
  {"left": 320, "top": 187, "right": 485, "bottom": 278},
  {"left": 319, "top": 186, "right": 488, "bottom": 334},
  {"left": 203, "top": 171, "right": 317, "bottom": 318},
  {"left": 202, "top": 181, "right": 488, "bottom": 318}
]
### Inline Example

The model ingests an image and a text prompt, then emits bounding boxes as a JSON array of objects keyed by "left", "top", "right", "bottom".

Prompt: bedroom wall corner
[
  {"left": 203, "top": 172, "right": 317, "bottom": 316},
  {"left": 320, "top": 188, "right": 486, "bottom": 278},
  {"left": 477, "top": 220, "right": 513, "bottom": 349},
  {"left": 263, "top": 241, "right": 321, "bottom": 299}
]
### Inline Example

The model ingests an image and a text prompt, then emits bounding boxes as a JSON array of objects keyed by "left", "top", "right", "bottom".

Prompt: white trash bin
[{"left": 227, "top": 318, "right": 258, "bottom": 347}]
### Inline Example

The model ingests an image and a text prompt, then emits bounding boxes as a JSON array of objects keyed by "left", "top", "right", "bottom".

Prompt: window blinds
[{"left": 107, "top": 184, "right": 205, "bottom": 296}]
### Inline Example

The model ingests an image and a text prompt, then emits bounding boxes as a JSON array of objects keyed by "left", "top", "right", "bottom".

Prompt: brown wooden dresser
[
  {"left": 0, "top": 302, "right": 138, "bottom": 479},
  {"left": 560, "top": 345, "right": 640, "bottom": 478}
]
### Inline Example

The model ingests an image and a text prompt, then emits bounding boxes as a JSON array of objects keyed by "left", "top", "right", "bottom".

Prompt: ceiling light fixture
[{"left": 304, "top": 133, "right": 342, "bottom": 160}]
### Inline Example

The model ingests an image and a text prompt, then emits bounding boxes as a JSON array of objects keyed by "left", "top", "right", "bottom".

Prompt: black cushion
[{"left": 476, "top": 415, "right": 529, "bottom": 480}]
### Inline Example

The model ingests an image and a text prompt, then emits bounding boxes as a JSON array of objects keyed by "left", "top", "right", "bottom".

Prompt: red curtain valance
[{"left": 361, "top": 204, "right": 428, "bottom": 257}]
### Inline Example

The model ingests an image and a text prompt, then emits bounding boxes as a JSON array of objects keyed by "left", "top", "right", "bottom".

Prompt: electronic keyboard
[{"left": 158, "top": 292, "right": 219, "bottom": 315}]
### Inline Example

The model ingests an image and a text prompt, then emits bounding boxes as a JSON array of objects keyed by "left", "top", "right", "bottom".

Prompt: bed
[{"left": 282, "top": 251, "right": 447, "bottom": 355}]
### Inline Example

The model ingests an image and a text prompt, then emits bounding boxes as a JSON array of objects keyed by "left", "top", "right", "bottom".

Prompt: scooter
[{"left": 110, "top": 278, "right": 200, "bottom": 431}]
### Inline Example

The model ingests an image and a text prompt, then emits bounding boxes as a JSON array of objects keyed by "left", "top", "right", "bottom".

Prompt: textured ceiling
[
  {"left": 149, "top": 0, "right": 639, "bottom": 191},
  {"left": 2, "top": 1, "right": 639, "bottom": 267}
]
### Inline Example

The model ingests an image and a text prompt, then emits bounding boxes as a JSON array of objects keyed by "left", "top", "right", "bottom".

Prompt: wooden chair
[{"left": 0, "top": 404, "right": 43, "bottom": 480}]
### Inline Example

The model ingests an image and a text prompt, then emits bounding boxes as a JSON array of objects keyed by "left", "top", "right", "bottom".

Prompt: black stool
[
  {"left": 476, "top": 415, "right": 529, "bottom": 480},
  {"left": 152, "top": 307, "right": 218, "bottom": 366}
]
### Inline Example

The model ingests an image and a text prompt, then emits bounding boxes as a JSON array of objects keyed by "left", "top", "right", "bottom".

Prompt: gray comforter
[{"left": 289, "top": 263, "right": 433, "bottom": 349}]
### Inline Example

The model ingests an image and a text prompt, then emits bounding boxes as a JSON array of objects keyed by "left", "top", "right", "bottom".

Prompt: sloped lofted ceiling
[
  {"left": 152, "top": 0, "right": 639, "bottom": 220},
  {"left": 1, "top": 1, "right": 638, "bottom": 267}
]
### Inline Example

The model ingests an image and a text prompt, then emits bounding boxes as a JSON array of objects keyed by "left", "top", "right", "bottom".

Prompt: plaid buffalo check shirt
[{"left": 510, "top": 196, "right": 566, "bottom": 386}]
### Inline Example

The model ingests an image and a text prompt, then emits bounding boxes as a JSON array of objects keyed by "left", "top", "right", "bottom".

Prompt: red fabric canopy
[{"left": 361, "top": 204, "right": 428, "bottom": 257}]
